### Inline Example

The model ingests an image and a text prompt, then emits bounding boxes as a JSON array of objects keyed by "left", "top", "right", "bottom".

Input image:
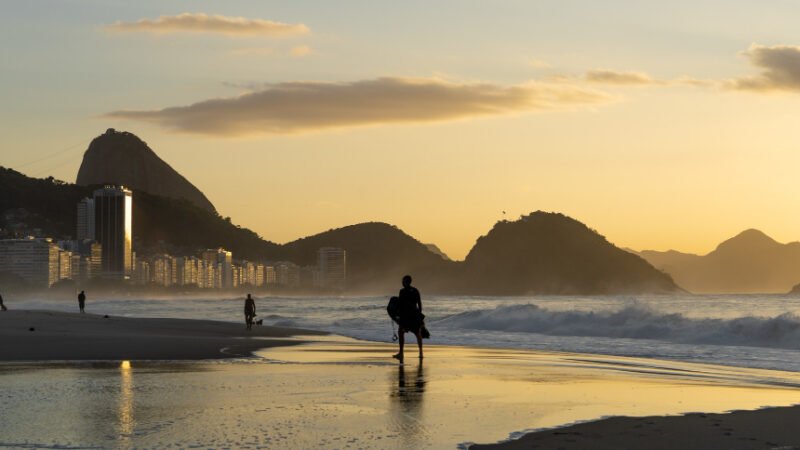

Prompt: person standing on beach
[
  {"left": 393, "top": 275, "right": 424, "bottom": 363},
  {"left": 78, "top": 290, "right": 86, "bottom": 313},
  {"left": 0, "top": 293, "right": 7, "bottom": 311},
  {"left": 244, "top": 294, "right": 256, "bottom": 330}
]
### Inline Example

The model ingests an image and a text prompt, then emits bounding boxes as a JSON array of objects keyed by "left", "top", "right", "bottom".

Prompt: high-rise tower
[{"left": 93, "top": 186, "right": 133, "bottom": 279}]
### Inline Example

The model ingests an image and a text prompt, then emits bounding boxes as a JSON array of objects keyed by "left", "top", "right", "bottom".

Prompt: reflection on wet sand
[
  {"left": 390, "top": 362, "right": 427, "bottom": 448},
  {"left": 8, "top": 340, "right": 800, "bottom": 448},
  {"left": 118, "top": 361, "right": 134, "bottom": 439}
]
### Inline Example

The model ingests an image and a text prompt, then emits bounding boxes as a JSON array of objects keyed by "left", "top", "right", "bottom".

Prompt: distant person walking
[
  {"left": 78, "top": 290, "right": 86, "bottom": 313},
  {"left": 393, "top": 275, "right": 424, "bottom": 362},
  {"left": 244, "top": 294, "right": 256, "bottom": 330},
  {"left": 0, "top": 293, "right": 7, "bottom": 311}
]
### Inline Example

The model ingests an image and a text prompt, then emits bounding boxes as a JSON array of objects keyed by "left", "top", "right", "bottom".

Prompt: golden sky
[{"left": 2, "top": 1, "right": 800, "bottom": 259}]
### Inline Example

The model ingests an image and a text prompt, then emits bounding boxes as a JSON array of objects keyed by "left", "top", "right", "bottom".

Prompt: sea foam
[{"left": 434, "top": 303, "right": 800, "bottom": 350}]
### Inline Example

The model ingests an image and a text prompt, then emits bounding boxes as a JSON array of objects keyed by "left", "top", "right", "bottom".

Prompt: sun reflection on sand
[
  {"left": 118, "top": 361, "right": 134, "bottom": 438},
  {"left": 390, "top": 362, "right": 428, "bottom": 448}
]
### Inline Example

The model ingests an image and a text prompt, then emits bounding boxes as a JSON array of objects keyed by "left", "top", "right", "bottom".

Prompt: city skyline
[{"left": 4, "top": 1, "right": 800, "bottom": 259}]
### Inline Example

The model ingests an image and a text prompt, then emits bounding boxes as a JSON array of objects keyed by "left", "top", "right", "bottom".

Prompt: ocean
[{"left": 14, "top": 293, "right": 800, "bottom": 373}]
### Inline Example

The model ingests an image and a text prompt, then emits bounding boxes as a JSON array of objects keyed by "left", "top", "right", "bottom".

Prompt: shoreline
[
  {"left": 469, "top": 405, "right": 800, "bottom": 449},
  {"left": 0, "top": 309, "right": 325, "bottom": 361},
  {"left": 4, "top": 312, "right": 800, "bottom": 448}
]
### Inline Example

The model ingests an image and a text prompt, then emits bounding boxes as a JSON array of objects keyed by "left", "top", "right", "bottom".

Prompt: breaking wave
[{"left": 434, "top": 304, "right": 800, "bottom": 350}]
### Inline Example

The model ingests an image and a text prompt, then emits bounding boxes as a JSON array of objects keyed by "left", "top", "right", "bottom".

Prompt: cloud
[
  {"left": 105, "top": 77, "right": 610, "bottom": 136},
  {"left": 730, "top": 44, "right": 800, "bottom": 92},
  {"left": 585, "top": 69, "right": 664, "bottom": 86},
  {"left": 290, "top": 45, "right": 313, "bottom": 57},
  {"left": 583, "top": 69, "right": 712, "bottom": 88},
  {"left": 105, "top": 13, "right": 309, "bottom": 37}
]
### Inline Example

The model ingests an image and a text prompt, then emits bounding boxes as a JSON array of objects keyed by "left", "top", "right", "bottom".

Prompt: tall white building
[
  {"left": 0, "top": 238, "right": 61, "bottom": 287},
  {"left": 317, "top": 247, "right": 346, "bottom": 290}
]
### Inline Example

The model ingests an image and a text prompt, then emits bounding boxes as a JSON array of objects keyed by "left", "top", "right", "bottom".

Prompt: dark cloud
[
  {"left": 105, "top": 77, "right": 610, "bottom": 136},
  {"left": 106, "top": 13, "right": 309, "bottom": 37},
  {"left": 730, "top": 44, "right": 800, "bottom": 91}
]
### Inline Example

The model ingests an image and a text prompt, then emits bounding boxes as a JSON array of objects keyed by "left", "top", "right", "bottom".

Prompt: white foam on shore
[{"left": 435, "top": 303, "right": 800, "bottom": 350}]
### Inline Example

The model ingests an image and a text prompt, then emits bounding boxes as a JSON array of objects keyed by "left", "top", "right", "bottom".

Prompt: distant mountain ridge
[
  {"left": 2, "top": 128, "right": 682, "bottom": 294},
  {"left": 639, "top": 229, "right": 800, "bottom": 294},
  {"left": 0, "top": 166, "right": 677, "bottom": 294},
  {"left": 76, "top": 129, "right": 216, "bottom": 212}
]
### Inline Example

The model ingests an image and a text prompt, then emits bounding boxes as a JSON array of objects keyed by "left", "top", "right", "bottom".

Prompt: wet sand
[
  {"left": 471, "top": 406, "right": 800, "bottom": 449},
  {"left": 0, "top": 310, "right": 324, "bottom": 360},
  {"left": 261, "top": 340, "right": 800, "bottom": 449},
  {"left": 4, "top": 311, "right": 800, "bottom": 448}
]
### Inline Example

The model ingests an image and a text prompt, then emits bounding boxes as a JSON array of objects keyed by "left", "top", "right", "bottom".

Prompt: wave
[{"left": 433, "top": 304, "right": 800, "bottom": 350}]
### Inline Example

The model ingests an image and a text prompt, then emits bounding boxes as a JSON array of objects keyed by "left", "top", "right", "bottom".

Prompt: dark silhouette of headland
[
  {"left": 0, "top": 129, "right": 681, "bottom": 295},
  {"left": 639, "top": 229, "right": 800, "bottom": 293},
  {"left": 77, "top": 129, "right": 216, "bottom": 212}
]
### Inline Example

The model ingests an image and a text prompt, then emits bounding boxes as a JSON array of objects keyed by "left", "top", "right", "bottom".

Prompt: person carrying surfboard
[{"left": 392, "top": 275, "right": 424, "bottom": 362}]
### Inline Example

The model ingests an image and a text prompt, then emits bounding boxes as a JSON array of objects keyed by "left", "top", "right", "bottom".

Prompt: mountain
[
  {"left": 639, "top": 229, "right": 800, "bottom": 294},
  {"left": 2, "top": 161, "right": 682, "bottom": 294},
  {"left": 424, "top": 243, "right": 451, "bottom": 261},
  {"left": 459, "top": 212, "right": 678, "bottom": 295},
  {"left": 0, "top": 167, "right": 88, "bottom": 239},
  {"left": 76, "top": 129, "right": 216, "bottom": 212},
  {"left": 279, "top": 222, "right": 458, "bottom": 293},
  {"left": 791, "top": 284, "right": 800, "bottom": 295},
  {"left": 0, "top": 167, "right": 279, "bottom": 260}
]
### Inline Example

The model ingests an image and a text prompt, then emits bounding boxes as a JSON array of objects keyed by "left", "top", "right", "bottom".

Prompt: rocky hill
[
  {"left": 3, "top": 160, "right": 683, "bottom": 295},
  {"left": 76, "top": 129, "right": 216, "bottom": 212},
  {"left": 279, "top": 222, "right": 458, "bottom": 293},
  {"left": 639, "top": 229, "right": 800, "bottom": 294},
  {"left": 460, "top": 212, "right": 678, "bottom": 295}
]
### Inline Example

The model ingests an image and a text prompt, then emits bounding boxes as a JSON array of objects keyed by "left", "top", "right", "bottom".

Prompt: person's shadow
[{"left": 389, "top": 362, "right": 427, "bottom": 445}]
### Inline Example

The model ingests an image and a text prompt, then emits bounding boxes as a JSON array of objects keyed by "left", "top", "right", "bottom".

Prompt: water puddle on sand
[{"left": 3, "top": 339, "right": 800, "bottom": 448}]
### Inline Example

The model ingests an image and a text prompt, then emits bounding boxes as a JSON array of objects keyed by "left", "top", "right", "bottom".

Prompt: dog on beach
[{"left": 255, "top": 319, "right": 263, "bottom": 326}]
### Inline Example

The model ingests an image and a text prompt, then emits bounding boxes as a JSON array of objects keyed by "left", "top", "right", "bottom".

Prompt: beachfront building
[
  {"left": 175, "top": 256, "right": 200, "bottom": 287},
  {"left": 93, "top": 186, "right": 133, "bottom": 280},
  {"left": 151, "top": 254, "right": 177, "bottom": 287},
  {"left": 0, "top": 237, "right": 61, "bottom": 287},
  {"left": 264, "top": 265, "right": 277, "bottom": 285},
  {"left": 275, "top": 261, "right": 301, "bottom": 287},
  {"left": 255, "top": 263, "right": 265, "bottom": 287},
  {"left": 57, "top": 249, "right": 72, "bottom": 282},
  {"left": 76, "top": 197, "right": 95, "bottom": 240},
  {"left": 134, "top": 260, "right": 150, "bottom": 285},
  {"left": 201, "top": 248, "right": 233, "bottom": 288},
  {"left": 318, "top": 247, "right": 346, "bottom": 290},
  {"left": 58, "top": 240, "right": 102, "bottom": 284}
]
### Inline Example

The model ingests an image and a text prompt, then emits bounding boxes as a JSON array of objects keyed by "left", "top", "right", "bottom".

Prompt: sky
[{"left": 2, "top": 0, "right": 800, "bottom": 260}]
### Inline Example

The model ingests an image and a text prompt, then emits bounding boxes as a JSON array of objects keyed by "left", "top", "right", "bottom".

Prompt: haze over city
[{"left": 4, "top": 1, "right": 800, "bottom": 260}]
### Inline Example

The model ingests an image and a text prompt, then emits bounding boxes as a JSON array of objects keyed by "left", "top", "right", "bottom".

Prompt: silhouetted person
[
  {"left": 0, "top": 293, "right": 6, "bottom": 311},
  {"left": 244, "top": 294, "right": 256, "bottom": 330},
  {"left": 393, "top": 275, "right": 423, "bottom": 362},
  {"left": 78, "top": 290, "right": 86, "bottom": 313}
]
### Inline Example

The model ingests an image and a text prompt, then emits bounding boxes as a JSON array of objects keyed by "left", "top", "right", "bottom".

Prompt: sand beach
[
  {"left": 3, "top": 310, "right": 800, "bottom": 448},
  {"left": 0, "top": 309, "right": 324, "bottom": 360}
]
